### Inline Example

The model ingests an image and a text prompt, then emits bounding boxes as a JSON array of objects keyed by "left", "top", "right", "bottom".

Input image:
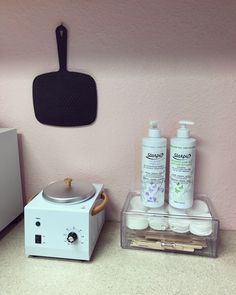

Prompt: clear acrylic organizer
[{"left": 121, "top": 192, "right": 220, "bottom": 257}]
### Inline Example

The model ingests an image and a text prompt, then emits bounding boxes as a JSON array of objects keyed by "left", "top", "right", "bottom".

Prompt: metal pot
[{"left": 42, "top": 177, "right": 108, "bottom": 215}]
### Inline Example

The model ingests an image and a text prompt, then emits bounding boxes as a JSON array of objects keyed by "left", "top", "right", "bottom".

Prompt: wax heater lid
[{"left": 42, "top": 177, "right": 96, "bottom": 203}]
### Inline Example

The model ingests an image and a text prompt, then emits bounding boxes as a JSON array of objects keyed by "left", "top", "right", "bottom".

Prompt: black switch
[{"left": 35, "top": 235, "right": 42, "bottom": 244}]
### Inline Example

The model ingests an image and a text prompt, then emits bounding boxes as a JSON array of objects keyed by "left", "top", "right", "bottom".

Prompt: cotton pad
[
  {"left": 126, "top": 209, "right": 149, "bottom": 230},
  {"left": 189, "top": 213, "right": 213, "bottom": 236},
  {"left": 148, "top": 203, "right": 168, "bottom": 230},
  {"left": 130, "top": 195, "right": 147, "bottom": 211},
  {"left": 168, "top": 205, "right": 190, "bottom": 233},
  {"left": 187, "top": 200, "right": 212, "bottom": 236},
  {"left": 187, "top": 200, "right": 209, "bottom": 215}
]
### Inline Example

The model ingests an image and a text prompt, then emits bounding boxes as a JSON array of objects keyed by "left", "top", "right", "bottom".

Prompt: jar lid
[{"left": 42, "top": 177, "right": 96, "bottom": 203}]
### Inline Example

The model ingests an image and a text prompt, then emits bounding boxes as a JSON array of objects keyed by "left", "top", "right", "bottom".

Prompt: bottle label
[
  {"left": 169, "top": 144, "right": 196, "bottom": 208},
  {"left": 141, "top": 145, "right": 166, "bottom": 207}
]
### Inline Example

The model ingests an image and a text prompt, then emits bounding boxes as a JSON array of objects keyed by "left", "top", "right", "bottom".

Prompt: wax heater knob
[{"left": 67, "top": 232, "right": 78, "bottom": 243}]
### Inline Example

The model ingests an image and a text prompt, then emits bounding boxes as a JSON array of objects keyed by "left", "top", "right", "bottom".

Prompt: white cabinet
[{"left": 0, "top": 128, "right": 23, "bottom": 231}]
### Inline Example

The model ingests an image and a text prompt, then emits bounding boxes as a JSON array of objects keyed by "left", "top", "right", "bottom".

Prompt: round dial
[{"left": 67, "top": 232, "right": 78, "bottom": 243}]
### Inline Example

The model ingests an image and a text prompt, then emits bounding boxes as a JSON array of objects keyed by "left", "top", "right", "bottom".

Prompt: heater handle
[{"left": 91, "top": 192, "right": 109, "bottom": 216}]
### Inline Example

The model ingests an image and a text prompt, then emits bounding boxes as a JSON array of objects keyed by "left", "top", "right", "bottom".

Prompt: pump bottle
[
  {"left": 141, "top": 121, "right": 167, "bottom": 208},
  {"left": 169, "top": 120, "right": 196, "bottom": 209}
]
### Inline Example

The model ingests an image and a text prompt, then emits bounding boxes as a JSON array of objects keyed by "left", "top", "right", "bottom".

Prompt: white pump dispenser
[
  {"left": 169, "top": 120, "right": 196, "bottom": 209},
  {"left": 148, "top": 120, "right": 161, "bottom": 137},
  {"left": 177, "top": 120, "right": 194, "bottom": 138},
  {"left": 141, "top": 120, "right": 167, "bottom": 208}
]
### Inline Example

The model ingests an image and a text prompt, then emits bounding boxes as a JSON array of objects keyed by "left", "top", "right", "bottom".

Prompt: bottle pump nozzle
[
  {"left": 177, "top": 120, "right": 194, "bottom": 138},
  {"left": 149, "top": 120, "right": 161, "bottom": 137}
]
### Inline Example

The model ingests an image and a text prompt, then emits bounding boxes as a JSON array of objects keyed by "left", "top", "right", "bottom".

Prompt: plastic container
[
  {"left": 141, "top": 121, "right": 167, "bottom": 208},
  {"left": 121, "top": 192, "right": 220, "bottom": 258}
]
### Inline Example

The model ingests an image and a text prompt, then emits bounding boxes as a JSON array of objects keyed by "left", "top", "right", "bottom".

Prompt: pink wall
[{"left": 0, "top": 1, "right": 236, "bottom": 229}]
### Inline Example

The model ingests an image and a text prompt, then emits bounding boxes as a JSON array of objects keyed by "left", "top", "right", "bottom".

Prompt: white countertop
[{"left": 0, "top": 220, "right": 236, "bottom": 295}]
